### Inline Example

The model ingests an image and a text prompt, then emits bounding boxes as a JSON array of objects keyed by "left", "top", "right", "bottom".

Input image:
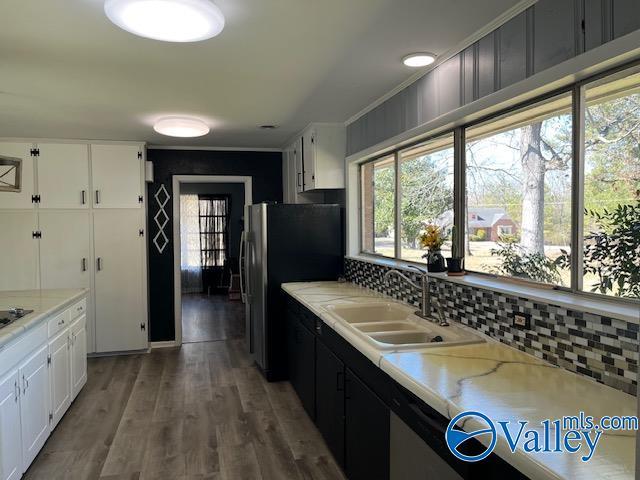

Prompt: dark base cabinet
[
  {"left": 284, "top": 293, "right": 527, "bottom": 480},
  {"left": 315, "top": 340, "right": 345, "bottom": 467},
  {"left": 286, "top": 307, "right": 316, "bottom": 420},
  {"left": 345, "top": 369, "right": 390, "bottom": 480}
]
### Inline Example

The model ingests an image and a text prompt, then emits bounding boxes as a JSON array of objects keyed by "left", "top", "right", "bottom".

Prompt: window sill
[{"left": 346, "top": 255, "right": 640, "bottom": 324}]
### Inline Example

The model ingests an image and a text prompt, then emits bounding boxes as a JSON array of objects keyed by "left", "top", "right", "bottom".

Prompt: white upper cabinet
[
  {"left": 0, "top": 142, "right": 35, "bottom": 209},
  {"left": 38, "top": 211, "right": 91, "bottom": 290},
  {"left": 301, "top": 124, "right": 346, "bottom": 191},
  {"left": 0, "top": 211, "right": 39, "bottom": 291},
  {"left": 91, "top": 144, "right": 142, "bottom": 209},
  {"left": 37, "top": 143, "right": 90, "bottom": 209},
  {"left": 294, "top": 137, "right": 304, "bottom": 194},
  {"left": 285, "top": 123, "right": 345, "bottom": 194}
]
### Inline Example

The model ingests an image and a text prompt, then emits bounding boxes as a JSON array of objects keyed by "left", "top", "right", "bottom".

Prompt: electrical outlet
[{"left": 512, "top": 312, "right": 530, "bottom": 329}]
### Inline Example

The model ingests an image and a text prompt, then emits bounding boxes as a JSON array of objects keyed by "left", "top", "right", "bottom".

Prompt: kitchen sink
[
  {"left": 324, "top": 303, "right": 414, "bottom": 324},
  {"left": 355, "top": 322, "right": 419, "bottom": 332},
  {"left": 325, "top": 302, "right": 485, "bottom": 351}
]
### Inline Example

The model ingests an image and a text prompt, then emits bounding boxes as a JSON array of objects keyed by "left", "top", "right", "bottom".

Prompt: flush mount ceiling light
[
  {"left": 153, "top": 117, "right": 210, "bottom": 137},
  {"left": 104, "top": 0, "right": 225, "bottom": 42},
  {"left": 403, "top": 52, "right": 436, "bottom": 68}
]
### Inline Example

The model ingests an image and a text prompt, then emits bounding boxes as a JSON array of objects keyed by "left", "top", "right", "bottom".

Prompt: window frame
[{"left": 357, "top": 59, "right": 640, "bottom": 306}]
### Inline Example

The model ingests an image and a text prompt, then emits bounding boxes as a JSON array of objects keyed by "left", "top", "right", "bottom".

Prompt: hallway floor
[
  {"left": 182, "top": 293, "right": 245, "bottom": 344},
  {"left": 24, "top": 319, "right": 345, "bottom": 479}
]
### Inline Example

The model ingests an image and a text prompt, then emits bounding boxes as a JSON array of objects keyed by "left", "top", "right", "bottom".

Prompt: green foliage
[
  {"left": 469, "top": 229, "right": 487, "bottom": 242},
  {"left": 490, "top": 239, "right": 564, "bottom": 284},
  {"left": 373, "top": 165, "right": 395, "bottom": 236},
  {"left": 581, "top": 199, "right": 640, "bottom": 298},
  {"left": 400, "top": 153, "right": 453, "bottom": 247}
]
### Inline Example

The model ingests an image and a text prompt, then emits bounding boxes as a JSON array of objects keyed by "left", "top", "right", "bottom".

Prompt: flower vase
[{"left": 427, "top": 249, "right": 446, "bottom": 273}]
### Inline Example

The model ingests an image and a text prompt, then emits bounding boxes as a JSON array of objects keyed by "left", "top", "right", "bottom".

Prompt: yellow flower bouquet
[{"left": 419, "top": 224, "right": 445, "bottom": 252}]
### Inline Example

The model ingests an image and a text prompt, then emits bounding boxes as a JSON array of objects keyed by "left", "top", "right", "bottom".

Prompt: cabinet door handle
[
  {"left": 96, "top": 257, "right": 103, "bottom": 271},
  {"left": 297, "top": 172, "right": 302, "bottom": 188},
  {"left": 14, "top": 380, "right": 19, "bottom": 402},
  {"left": 81, "top": 258, "right": 87, "bottom": 272},
  {"left": 344, "top": 377, "right": 351, "bottom": 400},
  {"left": 95, "top": 190, "right": 101, "bottom": 204},
  {"left": 336, "top": 371, "right": 344, "bottom": 392},
  {"left": 22, "top": 375, "right": 28, "bottom": 394},
  {"left": 81, "top": 190, "right": 86, "bottom": 205}
]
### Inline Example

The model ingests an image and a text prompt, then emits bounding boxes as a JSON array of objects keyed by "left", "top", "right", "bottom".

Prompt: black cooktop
[{"left": 0, "top": 308, "right": 34, "bottom": 329}]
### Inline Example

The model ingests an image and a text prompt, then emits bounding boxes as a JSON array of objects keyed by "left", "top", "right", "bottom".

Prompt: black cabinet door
[
  {"left": 290, "top": 319, "right": 316, "bottom": 420},
  {"left": 315, "top": 339, "right": 345, "bottom": 467},
  {"left": 345, "top": 369, "right": 390, "bottom": 480}
]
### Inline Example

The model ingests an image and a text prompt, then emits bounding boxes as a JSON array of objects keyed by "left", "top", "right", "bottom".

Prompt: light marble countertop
[
  {"left": 281, "top": 281, "right": 636, "bottom": 480},
  {"left": 0, "top": 289, "right": 88, "bottom": 349}
]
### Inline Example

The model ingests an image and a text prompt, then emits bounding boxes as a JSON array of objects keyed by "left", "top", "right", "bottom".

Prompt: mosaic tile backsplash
[{"left": 344, "top": 257, "right": 638, "bottom": 395}]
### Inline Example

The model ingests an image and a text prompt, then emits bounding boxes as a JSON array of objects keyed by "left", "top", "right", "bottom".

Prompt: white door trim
[{"left": 172, "top": 175, "right": 252, "bottom": 347}]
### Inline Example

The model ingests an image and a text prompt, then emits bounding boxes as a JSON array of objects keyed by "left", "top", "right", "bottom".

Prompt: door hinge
[
  {"left": 139, "top": 229, "right": 144, "bottom": 237},
  {"left": 30, "top": 148, "right": 40, "bottom": 157},
  {"left": 49, "top": 412, "right": 53, "bottom": 423},
  {"left": 31, "top": 194, "right": 41, "bottom": 203},
  {"left": 137, "top": 151, "right": 143, "bottom": 159},
  {"left": 47, "top": 354, "right": 51, "bottom": 366},
  {"left": 140, "top": 323, "right": 146, "bottom": 331},
  {"left": 32, "top": 231, "right": 42, "bottom": 239},
  {"left": 138, "top": 195, "right": 144, "bottom": 203}
]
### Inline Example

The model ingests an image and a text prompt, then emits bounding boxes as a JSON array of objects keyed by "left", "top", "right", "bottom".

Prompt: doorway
[{"left": 172, "top": 175, "right": 252, "bottom": 345}]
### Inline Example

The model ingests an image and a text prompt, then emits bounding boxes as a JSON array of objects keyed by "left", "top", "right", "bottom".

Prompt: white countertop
[
  {"left": 0, "top": 289, "right": 88, "bottom": 349},
  {"left": 282, "top": 281, "right": 636, "bottom": 480}
]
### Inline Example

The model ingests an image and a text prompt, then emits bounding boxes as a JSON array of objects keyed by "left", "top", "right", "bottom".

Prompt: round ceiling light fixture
[
  {"left": 153, "top": 116, "right": 210, "bottom": 137},
  {"left": 402, "top": 52, "right": 436, "bottom": 68},
  {"left": 104, "top": 0, "right": 225, "bottom": 42}
]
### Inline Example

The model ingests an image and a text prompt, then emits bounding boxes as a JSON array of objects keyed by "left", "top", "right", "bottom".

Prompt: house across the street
[{"left": 468, "top": 207, "right": 517, "bottom": 241}]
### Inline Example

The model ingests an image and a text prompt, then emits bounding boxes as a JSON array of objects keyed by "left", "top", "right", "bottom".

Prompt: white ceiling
[{"left": 0, "top": 0, "right": 522, "bottom": 148}]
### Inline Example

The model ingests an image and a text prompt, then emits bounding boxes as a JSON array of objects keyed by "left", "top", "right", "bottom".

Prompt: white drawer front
[
  {"left": 0, "top": 322, "right": 47, "bottom": 378},
  {"left": 48, "top": 310, "right": 70, "bottom": 338},
  {"left": 69, "top": 298, "right": 87, "bottom": 321}
]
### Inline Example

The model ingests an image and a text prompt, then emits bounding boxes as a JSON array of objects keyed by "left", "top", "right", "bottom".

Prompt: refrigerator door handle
[{"left": 239, "top": 231, "right": 246, "bottom": 303}]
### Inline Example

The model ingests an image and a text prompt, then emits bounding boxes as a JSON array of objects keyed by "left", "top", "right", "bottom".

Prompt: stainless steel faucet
[{"left": 383, "top": 266, "right": 432, "bottom": 321}]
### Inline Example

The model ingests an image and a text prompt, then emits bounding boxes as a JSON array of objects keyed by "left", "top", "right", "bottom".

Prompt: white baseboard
[{"left": 150, "top": 341, "right": 179, "bottom": 349}]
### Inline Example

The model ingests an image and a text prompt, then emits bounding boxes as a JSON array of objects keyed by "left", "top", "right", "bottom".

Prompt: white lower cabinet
[
  {"left": 48, "top": 330, "right": 71, "bottom": 429},
  {"left": 0, "top": 297, "right": 87, "bottom": 479},
  {"left": 0, "top": 370, "right": 21, "bottom": 480},
  {"left": 70, "top": 315, "right": 87, "bottom": 399},
  {"left": 19, "top": 344, "right": 50, "bottom": 472}
]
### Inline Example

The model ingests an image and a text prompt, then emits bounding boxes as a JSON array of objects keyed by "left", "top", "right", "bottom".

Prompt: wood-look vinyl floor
[
  {"left": 24, "top": 299, "right": 345, "bottom": 480},
  {"left": 182, "top": 294, "right": 245, "bottom": 344}
]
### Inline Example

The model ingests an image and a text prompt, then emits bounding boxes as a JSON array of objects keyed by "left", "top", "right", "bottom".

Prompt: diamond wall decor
[{"left": 153, "top": 184, "right": 170, "bottom": 254}]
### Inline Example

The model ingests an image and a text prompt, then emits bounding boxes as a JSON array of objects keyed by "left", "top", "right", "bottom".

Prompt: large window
[
  {"left": 399, "top": 135, "right": 454, "bottom": 262},
  {"left": 582, "top": 70, "right": 640, "bottom": 298},
  {"left": 361, "top": 155, "right": 395, "bottom": 257},
  {"left": 465, "top": 94, "right": 573, "bottom": 286},
  {"left": 358, "top": 63, "right": 640, "bottom": 303}
]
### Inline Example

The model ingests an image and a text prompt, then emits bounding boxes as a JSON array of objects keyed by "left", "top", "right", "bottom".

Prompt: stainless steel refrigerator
[{"left": 241, "top": 203, "right": 343, "bottom": 381}]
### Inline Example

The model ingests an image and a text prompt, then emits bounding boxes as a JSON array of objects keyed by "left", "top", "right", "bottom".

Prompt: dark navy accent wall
[{"left": 146, "top": 149, "right": 283, "bottom": 342}]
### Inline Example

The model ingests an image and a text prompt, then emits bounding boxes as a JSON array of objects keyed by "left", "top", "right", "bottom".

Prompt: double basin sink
[{"left": 324, "top": 302, "right": 484, "bottom": 351}]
